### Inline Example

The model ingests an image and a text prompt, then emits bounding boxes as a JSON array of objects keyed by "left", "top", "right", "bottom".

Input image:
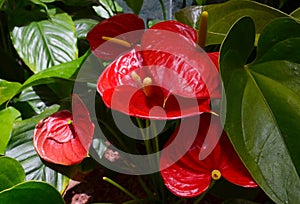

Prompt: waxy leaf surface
[
  {"left": 5, "top": 105, "right": 69, "bottom": 192},
  {"left": 220, "top": 17, "right": 300, "bottom": 203},
  {"left": 175, "top": 0, "right": 288, "bottom": 46},
  {"left": 11, "top": 11, "right": 78, "bottom": 73},
  {"left": 0, "top": 156, "right": 25, "bottom": 192},
  {"left": 0, "top": 107, "right": 20, "bottom": 154},
  {"left": 0, "top": 181, "right": 64, "bottom": 204}
]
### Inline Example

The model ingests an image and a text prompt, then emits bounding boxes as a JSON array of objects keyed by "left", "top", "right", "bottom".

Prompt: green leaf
[
  {"left": 11, "top": 11, "right": 78, "bottom": 73},
  {"left": 0, "top": 156, "right": 25, "bottom": 192},
  {"left": 5, "top": 105, "right": 69, "bottom": 192},
  {"left": 93, "top": 0, "right": 123, "bottom": 19},
  {"left": 0, "top": 55, "right": 86, "bottom": 106},
  {"left": 74, "top": 18, "right": 99, "bottom": 39},
  {"left": 0, "top": 80, "right": 22, "bottom": 106},
  {"left": 13, "top": 86, "right": 59, "bottom": 119},
  {"left": 20, "top": 54, "right": 87, "bottom": 95},
  {"left": 123, "top": 0, "right": 143, "bottom": 15},
  {"left": 0, "top": 181, "right": 64, "bottom": 204},
  {"left": 0, "top": 107, "right": 21, "bottom": 154},
  {"left": 175, "top": 0, "right": 289, "bottom": 46},
  {"left": 0, "top": 0, "right": 5, "bottom": 8},
  {"left": 290, "top": 7, "right": 300, "bottom": 19},
  {"left": 220, "top": 17, "right": 300, "bottom": 203}
]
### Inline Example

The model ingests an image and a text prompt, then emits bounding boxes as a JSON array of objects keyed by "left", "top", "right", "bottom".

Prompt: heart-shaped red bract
[
  {"left": 142, "top": 21, "right": 221, "bottom": 99},
  {"left": 33, "top": 95, "right": 94, "bottom": 165},
  {"left": 160, "top": 113, "right": 258, "bottom": 197},
  {"left": 86, "top": 13, "right": 145, "bottom": 60},
  {"left": 91, "top": 15, "right": 221, "bottom": 119}
]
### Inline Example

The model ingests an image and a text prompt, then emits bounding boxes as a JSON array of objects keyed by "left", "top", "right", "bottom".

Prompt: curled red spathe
[
  {"left": 33, "top": 95, "right": 94, "bottom": 166},
  {"left": 160, "top": 113, "right": 258, "bottom": 197}
]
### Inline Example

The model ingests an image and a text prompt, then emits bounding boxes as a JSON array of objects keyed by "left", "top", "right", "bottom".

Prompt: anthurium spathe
[
  {"left": 33, "top": 95, "right": 94, "bottom": 166},
  {"left": 94, "top": 14, "right": 221, "bottom": 119},
  {"left": 86, "top": 13, "right": 145, "bottom": 60},
  {"left": 160, "top": 113, "right": 257, "bottom": 197}
]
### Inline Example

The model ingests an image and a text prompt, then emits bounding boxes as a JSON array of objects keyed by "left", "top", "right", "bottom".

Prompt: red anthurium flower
[
  {"left": 33, "top": 95, "right": 94, "bottom": 166},
  {"left": 86, "top": 13, "right": 145, "bottom": 60},
  {"left": 90, "top": 14, "right": 221, "bottom": 119},
  {"left": 160, "top": 113, "right": 258, "bottom": 197}
]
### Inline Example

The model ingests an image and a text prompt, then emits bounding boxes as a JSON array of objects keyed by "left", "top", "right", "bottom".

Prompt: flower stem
[
  {"left": 137, "top": 176, "right": 153, "bottom": 196},
  {"left": 103, "top": 177, "right": 139, "bottom": 201},
  {"left": 197, "top": 11, "right": 208, "bottom": 48},
  {"left": 159, "top": 0, "right": 167, "bottom": 20}
]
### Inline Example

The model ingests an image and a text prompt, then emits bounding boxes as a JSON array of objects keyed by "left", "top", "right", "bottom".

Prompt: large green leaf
[
  {"left": 0, "top": 55, "right": 86, "bottom": 106},
  {"left": 93, "top": 0, "right": 123, "bottom": 19},
  {"left": 11, "top": 11, "right": 78, "bottom": 73},
  {"left": 13, "top": 86, "right": 59, "bottom": 119},
  {"left": 175, "top": 0, "right": 289, "bottom": 46},
  {"left": 0, "top": 181, "right": 64, "bottom": 204},
  {"left": 0, "top": 107, "right": 21, "bottom": 154},
  {"left": 0, "top": 156, "right": 25, "bottom": 192},
  {"left": 0, "top": 0, "right": 5, "bottom": 8},
  {"left": 290, "top": 7, "right": 300, "bottom": 19},
  {"left": 74, "top": 18, "right": 99, "bottom": 39},
  {"left": 220, "top": 17, "right": 300, "bottom": 203},
  {"left": 5, "top": 105, "right": 69, "bottom": 192},
  {"left": 0, "top": 80, "right": 22, "bottom": 106}
]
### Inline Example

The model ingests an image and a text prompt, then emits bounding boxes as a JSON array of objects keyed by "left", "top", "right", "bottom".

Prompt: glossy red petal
[
  {"left": 207, "top": 52, "right": 220, "bottom": 72},
  {"left": 149, "top": 20, "right": 197, "bottom": 45},
  {"left": 34, "top": 96, "right": 94, "bottom": 166},
  {"left": 217, "top": 135, "right": 258, "bottom": 188},
  {"left": 160, "top": 115, "right": 215, "bottom": 197},
  {"left": 160, "top": 114, "right": 257, "bottom": 197},
  {"left": 97, "top": 46, "right": 144, "bottom": 95},
  {"left": 86, "top": 14, "right": 145, "bottom": 60},
  {"left": 142, "top": 27, "right": 221, "bottom": 99},
  {"left": 72, "top": 94, "right": 95, "bottom": 150},
  {"left": 102, "top": 85, "right": 210, "bottom": 119}
]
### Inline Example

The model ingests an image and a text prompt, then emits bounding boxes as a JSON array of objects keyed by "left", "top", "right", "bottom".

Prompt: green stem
[
  {"left": 103, "top": 177, "right": 139, "bottom": 201},
  {"left": 194, "top": 180, "right": 216, "bottom": 204},
  {"left": 158, "top": 0, "right": 167, "bottom": 20},
  {"left": 138, "top": 176, "right": 153, "bottom": 196}
]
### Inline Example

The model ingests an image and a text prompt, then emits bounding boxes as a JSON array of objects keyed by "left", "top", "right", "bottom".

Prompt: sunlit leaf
[
  {"left": 11, "top": 11, "right": 78, "bottom": 73},
  {"left": 220, "top": 16, "right": 300, "bottom": 203},
  {"left": 93, "top": 0, "right": 123, "bottom": 19},
  {"left": 175, "top": 0, "right": 288, "bottom": 46},
  {"left": 13, "top": 86, "right": 59, "bottom": 119},
  {"left": 0, "top": 80, "right": 21, "bottom": 106},
  {"left": 74, "top": 18, "right": 99, "bottom": 39},
  {"left": 0, "top": 107, "right": 21, "bottom": 154},
  {"left": 290, "top": 7, "right": 300, "bottom": 19},
  {"left": 0, "top": 54, "right": 86, "bottom": 106},
  {"left": 5, "top": 105, "right": 69, "bottom": 192},
  {"left": 0, "top": 156, "right": 25, "bottom": 191}
]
